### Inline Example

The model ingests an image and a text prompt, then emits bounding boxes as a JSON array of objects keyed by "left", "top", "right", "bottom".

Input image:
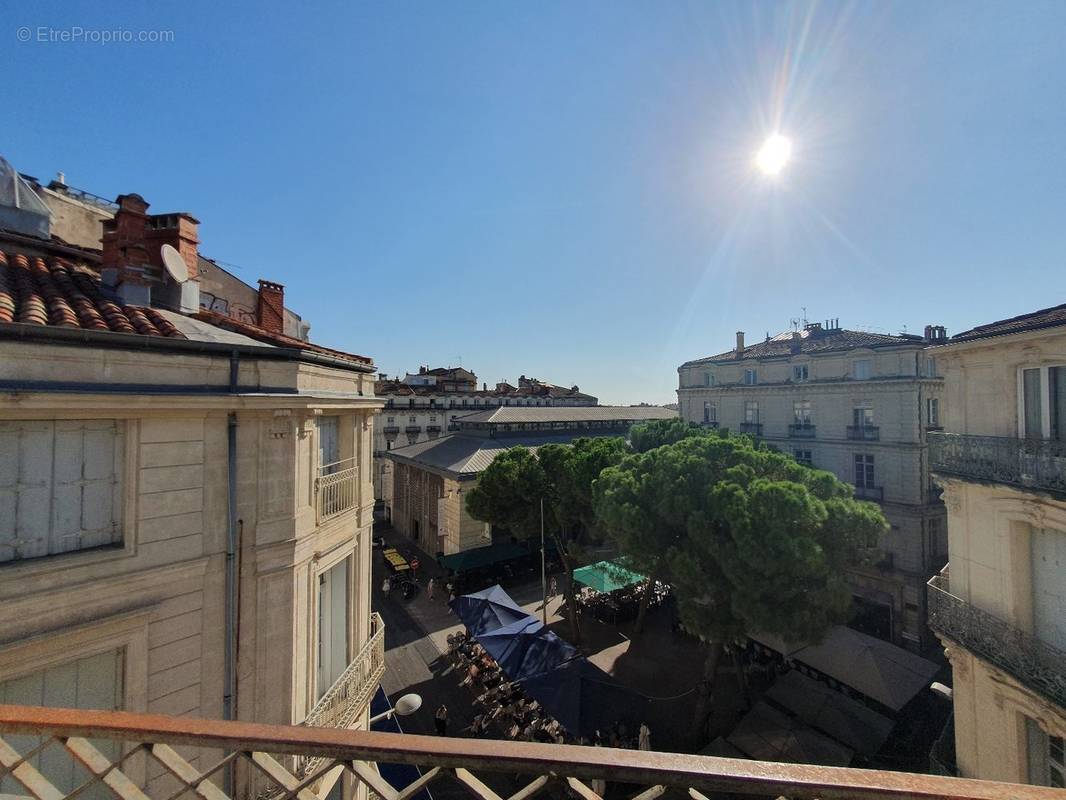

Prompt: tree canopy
[
  {"left": 593, "top": 431, "right": 887, "bottom": 646},
  {"left": 628, "top": 417, "right": 711, "bottom": 453}
]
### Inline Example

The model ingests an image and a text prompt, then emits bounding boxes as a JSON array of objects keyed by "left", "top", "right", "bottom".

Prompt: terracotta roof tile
[
  {"left": 0, "top": 248, "right": 184, "bottom": 338},
  {"left": 950, "top": 302, "right": 1066, "bottom": 343},
  {"left": 193, "top": 309, "right": 372, "bottom": 366}
]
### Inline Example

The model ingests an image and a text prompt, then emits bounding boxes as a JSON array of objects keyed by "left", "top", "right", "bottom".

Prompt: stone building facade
[
  {"left": 0, "top": 184, "right": 382, "bottom": 799},
  {"left": 927, "top": 303, "right": 1066, "bottom": 787},
  {"left": 373, "top": 369, "right": 597, "bottom": 503},
  {"left": 678, "top": 322, "right": 947, "bottom": 652}
]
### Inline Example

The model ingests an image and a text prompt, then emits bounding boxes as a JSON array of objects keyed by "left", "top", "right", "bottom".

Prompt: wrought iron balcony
[
  {"left": 854, "top": 484, "right": 884, "bottom": 501},
  {"left": 739, "top": 422, "right": 762, "bottom": 436},
  {"left": 1, "top": 703, "right": 1060, "bottom": 800},
  {"left": 847, "top": 425, "right": 880, "bottom": 441},
  {"left": 405, "top": 425, "right": 422, "bottom": 434},
  {"left": 382, "top": 426, "right": 400, "bottom": 436},
  {"left": 701, "top": 420, "right": 719, "bottom": 428},
  {"left": 316, "top": 458, "right": 358, "bottom": 521},
  {"left": 426, "top": 425, "right": 441, "bottom": 433},
  {"left": 929, "top": 432, "right": 1066, "bottom": 498},
  {"left": 788, "top": 423, "right": 816, "bottom": 438},
  {"left": 927, "top": 568, "right": 1066, "bottom": 709}
]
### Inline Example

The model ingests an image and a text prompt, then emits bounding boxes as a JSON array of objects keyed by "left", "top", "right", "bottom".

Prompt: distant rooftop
[
  {"left": 454, "top": 405, "right": 677, "bottom": 425},
  {"left": 950, "top": 301, "right": 1066, "bottom": 344},
  {"left": 682, "top": 325, "right": 924, "bottom": 367}
]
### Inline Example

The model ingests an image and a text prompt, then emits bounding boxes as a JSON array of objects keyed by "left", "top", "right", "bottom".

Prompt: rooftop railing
[
  {"left": 927, "top": 568, "right": 1066, "bottom": 709},
  {"left": 316, "top": 457, "right": 358, "bottom": 521},
  {"left": 929, "top": 432, "right": 1066, "bottom": 498},
  {"left": 1, "top": 704, "right": 1062, "bottom": 800}
]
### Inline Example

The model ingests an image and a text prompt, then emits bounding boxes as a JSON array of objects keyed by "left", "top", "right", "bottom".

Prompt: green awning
[
  {"left": 572, "top": 560, "right": 646, "bottom": 593},
  {"left": 438, "top": 541, "right": 531, "bottom": 573}
]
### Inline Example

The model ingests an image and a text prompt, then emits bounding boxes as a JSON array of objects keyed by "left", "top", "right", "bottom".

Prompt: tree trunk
[
  {"left": 552, "top": 532, "right": 582, "bottom": 645},
  {"left": 690, "top": 640, "right": 723, "bottom": 743},
  {"left": 633, "top": 573, "right": 658, "bottom": 636}
]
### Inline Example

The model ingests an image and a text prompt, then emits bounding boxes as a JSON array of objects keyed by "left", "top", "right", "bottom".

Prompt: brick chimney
[
  {"left": 923, "top": 324, "right": 948, "bottom": 343},
  {"left": 256, "top": 280, "right": 285, "bottom": 333},
  {"left": 736, "top": 331, "right": 745, "bottom": 356},
  {"left": 101, "top": 194, "right": 200, "bottom": 305}
]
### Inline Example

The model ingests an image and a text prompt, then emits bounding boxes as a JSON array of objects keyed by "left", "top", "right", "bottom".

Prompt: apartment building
[
  {"left": 373, "top": 368, "right": 596, "bottom": 503},
  {"left": 678, "top": 322, "right": 947, "bottom": 652},
  {"left": 385, "top": 405, "right": 676, "bottom": 557},
  {"left": 926, "top": 303, "right": 1066, "bottom": 786},
  {"left": 0, "top": 167, "right": 382, "bottom": 798}
]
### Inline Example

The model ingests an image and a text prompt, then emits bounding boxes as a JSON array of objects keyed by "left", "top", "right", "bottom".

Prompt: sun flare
[{"left": 755, "top": 134, "right": 792, "bottom": 176}]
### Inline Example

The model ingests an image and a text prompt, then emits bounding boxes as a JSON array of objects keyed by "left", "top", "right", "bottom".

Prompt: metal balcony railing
[
  {"left": 739, "top": 422, "right": 762, "bottom": 436},
  {"left": 701, "top": 420, "right": 719, "bottom": 428},
  {"left": 929, "top": 432, "right": 1066, "bottom": 498},
  {"left": 404, "top": 425, "right": 422, "bottom": 434},
  {"left": 927, "top": 568, "right": 1066, "bottom": 709},
  {"left": 788, "top": 423, "right": 816, "bottom": 438},
  {"left": 299, "top": 613, "right": 386, "bottom": 778},
  {"left": 1, "top": 703, "right": 1061, "bottom": 800},
  {"left": 854, "top": 484, "right": 884, "bottom": 501},
  {"left": 316, "top": 457, "right": 358, "bottom": 521},
  {"left": 382, "top": 426, "right": 400, "bottom": 435},
  {"left": 847, "top": 425, "right": 880, "bottom": 441}
]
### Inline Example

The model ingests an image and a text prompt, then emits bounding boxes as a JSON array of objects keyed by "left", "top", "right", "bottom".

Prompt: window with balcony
[
  {"left": 927, "top": 398, "right": 940, "bottom": 428},
  {"left": 793, "top": 364, "right": 809, "bottom": 382},
  {"left": 849, "top": 405, "right": 879, "bottom": 440},
  {"left": 318, "top": 417, "right": 339, "bottom": 473},
  {"left": 854, "top": 359, "right": 872, "bottom": 380},
  {"left": 0, "top": 420, "right": 124, "bottom": 564},
  {"left": 854, "top": 454, "right": 880, "bottom": 499},
  {"left": 317, "top": 557, "right": 350, "bottom": 700},
  {"left": 743, "top": 368, "right": 757, "bottom": 385},
  {"left": 794, "top": 449, "right": 812, "bottom": 466},
  {"left": 1021, "top": 366, "right": 1066, "bottom": 441},
  {"left": 744, "top": 400, "right": 759, "bottom": 424},
  {"left": 703, "top": 401, "right": 717, "bottom": 426},
  {"left": 317, "top": 417, "right": 356, "bottom": 519}
]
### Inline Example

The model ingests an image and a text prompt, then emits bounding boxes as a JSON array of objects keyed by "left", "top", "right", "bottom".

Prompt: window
[
  {"left": 927, "top": 398, "right": 940, "bottom": 427},
  {"left": 793, "top": 364, "right": 809, "bottom": 382},
  {"left": 703, "top": 401, "right": 717, "bottom": 424},
  {"left": 924, "top": 357, "right": 937, "bottom": 377},
  {"left": 854, "top": 454, "right": 875, "bottom": 487},
  {"left": 794, "top": 449, "right": 812, "bottom": 466},
  {"left": 0, "top": 420, "right": 124, "bottom": 564},
  {"left": 386, "top": 416, "right": 395, "bottom": 424},
  {"left": 317, "top": 558, "right": 350, "bottom": 699},
  {"left": 743, "top": 369, "right": 757, "bottom": 385},
  {"left": 1021, "top": 366, "right": 1066, "bottom": 441},
  {"left": 705, "top": 372, "right": 715, "bottom": 387},
  {"left": 1027, "top": 717, "right": 1065, "bottom": 788},
  {"left": 853, "top": 359, "right": 872, "bottom": 380},
  {"left": 853, "top": 405, "right": 874, "bottom": 428},
  {"left": 744, "top": 401, "right": 760, "bottom": 423},
  {"left": 386, "top": 441, "right": 392, "bottom": 451},
  {"left": 408, "top": 415, "right": 416, "bottom": 423},
  {"left": 429, "top": 415, "right": 437, "bottom": 423},
  {"left": 0, "top": 649, "right": 123, "bottom": 799},
  {"left": 318, "top": 417, "right": 339, "bottom": 474},
  {"left": 793, "top": 400, "right": 812, "bottom": 425},
  {"left": 408, "top": 398, "right": 414, "bottom": 408},
  {"left": 1031, "top": 527, "right": 1066, "bottom": 652}
]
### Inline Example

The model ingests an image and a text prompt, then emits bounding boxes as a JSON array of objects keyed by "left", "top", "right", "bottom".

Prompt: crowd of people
[{"left": 570, "top": 580, "right": 671, "bottom": 625}]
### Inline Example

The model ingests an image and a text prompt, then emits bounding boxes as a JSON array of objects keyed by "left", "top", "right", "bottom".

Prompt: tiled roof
[
  {"left": 682, "top": 328, "right": 921, "bottom": 367},
  {"left": 192, "top": 310, "right": 372, "bottom": 366},
  {"left": 455, "top": 406, "right": 677, "bottom": 425},
  {"left": 0, "top": 249, "right": 184, "bottom": 337},
  {"left": 950, "top": 302, "right": 1066, "bottom": 343},
  {"left": 374, "top": 378, "right": 596, "bottom": 401},
  {"left": 387, "top": 432, "right": 626, "bottom": 477}
]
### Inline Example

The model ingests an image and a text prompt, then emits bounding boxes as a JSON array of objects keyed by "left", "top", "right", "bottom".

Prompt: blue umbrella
[
  {"left": 474, "top": 616, "right": 579, "bottom": 681},
  {"left": 449, "top": 584, "right": 532, "bottom": 636}
]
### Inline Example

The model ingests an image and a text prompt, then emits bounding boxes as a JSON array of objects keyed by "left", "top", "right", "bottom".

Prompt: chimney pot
[
  {"left": 736, "top": 331, "right": 745, "bottom": 355},
  {"left": 56, "top": 171, "right": 65, "bottom": 185}
]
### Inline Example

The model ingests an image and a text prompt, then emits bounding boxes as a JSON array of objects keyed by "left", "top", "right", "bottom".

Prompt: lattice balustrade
[{"left": 2, "top": 705, "right": 1063, "bottom": 800}]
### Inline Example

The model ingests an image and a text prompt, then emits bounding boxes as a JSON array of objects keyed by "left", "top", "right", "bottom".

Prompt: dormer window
[{"left": 744, "top": 369, "right": 757, "bottom": 385}]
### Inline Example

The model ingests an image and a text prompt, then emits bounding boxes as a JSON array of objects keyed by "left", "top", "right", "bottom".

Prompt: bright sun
[{"left": 755, "top": 134, "right": 792, "bottom": 176}]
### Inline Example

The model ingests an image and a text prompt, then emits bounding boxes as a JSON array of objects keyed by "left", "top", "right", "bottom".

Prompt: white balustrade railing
[{"left": 316, "top": 457, "right": 359, "bottom": 521}]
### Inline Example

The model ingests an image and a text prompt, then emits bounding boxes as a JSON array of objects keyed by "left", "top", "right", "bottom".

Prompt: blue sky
[{"left": 3, "top": 1, "right": 1064, "bottom": 404}]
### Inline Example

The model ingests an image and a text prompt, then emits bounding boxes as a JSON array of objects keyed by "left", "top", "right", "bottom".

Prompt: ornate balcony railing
[
  {"left": 788, "top": 423, "right": 816, "bottom": 438},
  {"left": 316, "top": 458, "right": 359, "bottom": 521},
  {"left": 927, "top": 568, "right": 1066, "bottom": 708},
  {"left": 739, "top": 422, "right": 762, "bottom": 436},
  {"left": 847, "top": 425, "right": 880, "bottom": 441},
  {"left": 298, "top": 613, "right": 386, "bottom": 778},
  {"left": 929, "top": 432, "right": 1066, "bottom": 498},
  {"left": 382, "top": 426, "right": 400, "bottom": 436},
  {"left": 2, "top": 704, "right": 1061, "bottom": 800}
]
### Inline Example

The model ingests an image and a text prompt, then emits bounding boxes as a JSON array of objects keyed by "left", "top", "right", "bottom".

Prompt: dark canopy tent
[
  {"left": 519, "top": 657, "right": 647, "bottom": 739},
  {"left": 473, "top": 616, "right": 580, "bottom": 681},
  {"left": 438, "top": 541, "right": 530, "bottom": 573},
  {"left": 449, "top": 584, "right": 532, "bottom": 636}
]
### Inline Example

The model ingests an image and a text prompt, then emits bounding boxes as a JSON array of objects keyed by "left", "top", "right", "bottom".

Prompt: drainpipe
[{"left": 223, "top": 410, "right": 238, "bottom": 794}]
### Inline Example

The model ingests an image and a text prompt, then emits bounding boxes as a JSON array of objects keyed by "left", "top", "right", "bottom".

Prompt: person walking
[
  {"left": 638, "top": 722, "right": 652, "bottom": 751},
  {"left": 434, "top": 704, "right": 449, "bottom": 736},
  {"left": 549, "top": 575, "right": 558, "bottom": 599},
  {"left": 427, "top": 577, "right": 436, "bottom": 601},
  {"left": 382, "top": 577, "right": 391, "bottom": 600}
]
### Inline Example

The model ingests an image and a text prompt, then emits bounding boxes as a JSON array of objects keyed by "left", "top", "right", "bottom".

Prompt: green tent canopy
[
  {"left": 572, "top": 560, "right": 646, "bottom": 593},
  {"left": 438, "top": 541, "right": 530, "bottom": 573}
]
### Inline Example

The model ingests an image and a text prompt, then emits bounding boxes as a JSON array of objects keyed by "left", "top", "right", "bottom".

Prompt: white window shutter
[{"left": 16, "top": 421, "right": 55, "bottom": 560}]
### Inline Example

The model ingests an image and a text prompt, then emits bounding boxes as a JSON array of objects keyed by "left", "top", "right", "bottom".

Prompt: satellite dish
[{"left": 160, "top": 244, "right": 188, "bottom": 284}]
